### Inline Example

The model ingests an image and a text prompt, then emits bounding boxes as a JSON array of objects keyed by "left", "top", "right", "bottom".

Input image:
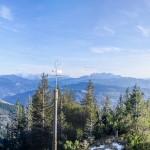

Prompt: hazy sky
[{"left": 0, "top": 0, "right": 150, "bottom": 78}]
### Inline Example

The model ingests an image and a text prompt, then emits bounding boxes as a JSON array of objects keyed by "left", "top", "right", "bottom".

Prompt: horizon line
[{"left": 0, "top": 72, "right": 149, "bottom": 79}]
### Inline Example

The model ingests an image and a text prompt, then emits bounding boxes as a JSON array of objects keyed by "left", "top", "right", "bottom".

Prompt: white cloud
[
  {"left": 0, "top": 5, "right": 13, "bottom": 20},
  {"left": 91, "top": 47, "right": 121, "bottom": 54},
  {"left": 93, "top": 22, "right": 115, "bottom": 36},
  {"left": 103, "top": 27, "right": 115, "bottom": 34},
  {"left": 137, "top": 25, "right": 150, "bottom": 37}
]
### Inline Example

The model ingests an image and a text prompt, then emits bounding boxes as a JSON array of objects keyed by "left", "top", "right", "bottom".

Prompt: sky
[{"left": 0, "top": 0, "right": 150, "bottom": 78}]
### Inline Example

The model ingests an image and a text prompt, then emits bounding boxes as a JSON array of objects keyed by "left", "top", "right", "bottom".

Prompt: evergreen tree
[
  {"left": 57, "top": 86, "right": 67, "bottom": 148},
  {"left": 10, "top": 99, "right": 27, "bottom": 150},
  {"left": 26, "top": 95, "right": 32, "bottom": 131},
  {"left": 32, "top": 73, "right": 52, "bottom": 150},
  {"left": 121, "top": 85, "right": 150, "bottom": 149},
  {"left": 114, "top": 95, "right": 127, "bottom": 135},
  {"left": 82, "top": 80, "right": 97, "bottom": 140},
  {"left": 102, "top": 96, "right": 114, "bottom": 135},
  {"left": 81, "top": 80, "right": 96, "bottom": 106},
  {"left": 26, "top": 95, "right": 33, "bottom": 149},
  {"left": 125, "top": 85, "right": 143, "bottom": 131}
]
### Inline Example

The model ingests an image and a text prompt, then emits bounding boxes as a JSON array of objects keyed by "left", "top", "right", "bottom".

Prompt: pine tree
[
  {"left": 4, "top": 123, "right": 12, "bottom": 149},
  {"left": 63, "top": 85, "right": 75, "bottom": 103},
  {"left": 125, "top": 85, "right": 143, "bottom": 131},
  {"left": 26, "top": 95, "right": 32, "bottom": 131},
  {"left": 26, "top": 95, "right": 33, "bottom": 149},
  {"left": 57, "top": 86, "right": 68, "bottom": 149},
  {"left": 114, "top": 95, "right": 127, "bottom": 136},
  {"left": 10, "top": 99, "right": 27, "bottom": 150},
  {"left": 81, "top": 80, "right": 96, "bottom": 106},
  {"left": 122, "top": 85, "right": 150, "bottom": 149},
  {"left": 82, "top": 80, "right": 97, "bottom": 140},
  {"left": 102, "top": 96, "right": 114, "bottom": 135},
  {"left": 32, "top": 73, "right": 52, "bottom": 150},
  {"left": 57, "top": 86, "right": 67, "bottom": 140}
]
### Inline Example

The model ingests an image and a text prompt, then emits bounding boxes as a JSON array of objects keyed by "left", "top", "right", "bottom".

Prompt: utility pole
[
  {"left": 52, "top": 61, "right": 62, "bottom": 150},
  {"left": 53, "top": 88, "right": 58, "bottom": 150},
  {"left": 42, "top": 89, "right": 45, "bottom": 128}
]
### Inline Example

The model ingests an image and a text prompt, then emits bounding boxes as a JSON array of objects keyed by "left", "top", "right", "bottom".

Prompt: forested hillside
[
  {"left": 0, "top": 74, "right": 150, "bottom": 150},
  {"left": 0, "top": 100, "right": 15, "bottom": 147}
]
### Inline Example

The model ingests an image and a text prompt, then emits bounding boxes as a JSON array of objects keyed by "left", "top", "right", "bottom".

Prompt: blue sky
[{"left": 0, "top": 0, "right": 150, "bottom": 78}]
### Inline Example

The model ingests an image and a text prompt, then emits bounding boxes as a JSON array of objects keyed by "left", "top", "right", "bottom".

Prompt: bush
[
  {"left": 64, "top": 140, "right": 80, "bottom": 150},
  {"left": 126, "top": 132, "right": 150, "bottom": 150}
]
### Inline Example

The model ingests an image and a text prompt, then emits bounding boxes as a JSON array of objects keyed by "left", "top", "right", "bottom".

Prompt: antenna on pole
[
  {"left": 52, "top": 60, "right": 62, "bottom": 150},
  {"left": 52, "top": 61, "right": 62, "bottom": 88}
]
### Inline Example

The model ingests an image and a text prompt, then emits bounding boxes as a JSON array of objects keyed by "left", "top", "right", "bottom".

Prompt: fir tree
[
  {"left": 32, "top": 73, "right": 52, "bottom": 150},
  {"left": 82, "top": 80, "right": 97, "bottom": 140},
  {"left": 10, "top": 100, "right": 27, "bottom": 150},
  {"left": 102, "top": 96, "right": 114, "bottom": 135},
  {"left": 26, "top": 95, "right": 33, "bottom": 149},
  {"left": 57, "top": 86, "right": 67, "bottom": 141},
  {"left": 26, "top": 95, "right": 32, "bottom": 132},
  {"left": 114, "top": 95, "right": 127, "bottom": 136}
]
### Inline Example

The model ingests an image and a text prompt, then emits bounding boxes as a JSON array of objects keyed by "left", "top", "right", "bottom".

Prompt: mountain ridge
[{"left": 0, "top": 72, "right": 150, "bottom": 105}]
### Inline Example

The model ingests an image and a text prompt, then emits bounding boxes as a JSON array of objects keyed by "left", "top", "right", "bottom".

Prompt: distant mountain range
[{"left": 0, "top": 73, "right": 150, "bottom": 106}]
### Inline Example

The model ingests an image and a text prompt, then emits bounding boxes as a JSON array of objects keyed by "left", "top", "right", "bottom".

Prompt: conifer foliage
[
  {"left": 32, "top": 73, "right": 52, "bottom": 150},
  {"left": 82, "top": 80, "right": 97, "bottom": 140},
  {"left": 0, "top": 75, "right": 150, "bottom": 150}
]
